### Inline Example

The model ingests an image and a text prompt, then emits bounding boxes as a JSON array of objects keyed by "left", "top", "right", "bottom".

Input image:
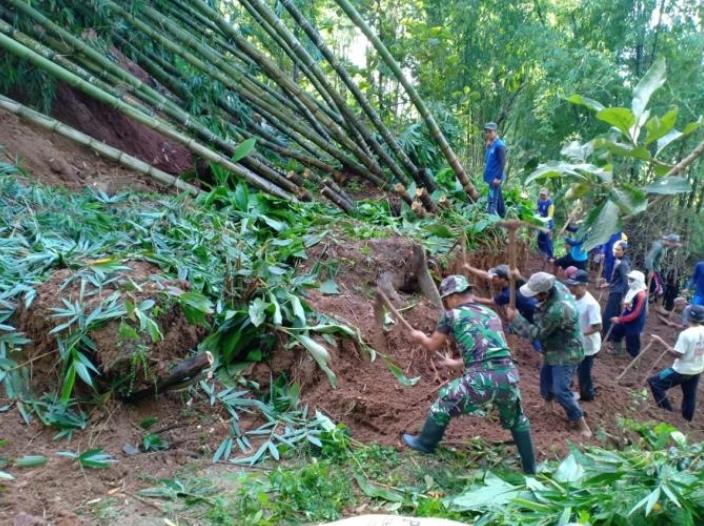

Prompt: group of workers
[{"left": 398, "top": 122, "right": 704, "bottom": 474}]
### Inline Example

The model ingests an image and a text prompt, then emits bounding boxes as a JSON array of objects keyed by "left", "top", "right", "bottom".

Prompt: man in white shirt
[
  {"left": 648, "top": 304, "right": 704, "bottom": 421},
  {"left": 565, "top": 270, "right": 602, "bottom": 401}
]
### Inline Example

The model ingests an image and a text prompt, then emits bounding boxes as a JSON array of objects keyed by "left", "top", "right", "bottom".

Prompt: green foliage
[
  {"left": 57, "top": 448, "right": 117, "bottom": 469},
  {"left": 527, "top": 59, "right": 700, "bottom": 249},
  {"left": 445, "top": 433, "right": 704, "bottom": 525}
]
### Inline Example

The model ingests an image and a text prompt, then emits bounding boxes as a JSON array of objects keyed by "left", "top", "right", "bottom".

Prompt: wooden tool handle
[
  {"left": 508, "top": 228, "right": 517, "bottom": 309},
  {"left": 615, "top": 340, "right": 654, "bottom": 382},
  {"left": 640, "top": 348, "right": 670, "bottom": 385},
  {"left": 377, "top": 290, "right": 414, "bottom": 332}
]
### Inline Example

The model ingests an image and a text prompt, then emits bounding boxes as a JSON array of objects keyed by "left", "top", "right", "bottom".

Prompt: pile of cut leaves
[{"left": 0, "top": 168, "right": 526, "bottom": 463}]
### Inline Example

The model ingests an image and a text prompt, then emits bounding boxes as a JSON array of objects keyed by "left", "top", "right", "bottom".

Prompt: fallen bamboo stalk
[
  {"left": 123, "top": 352, "right": 213, "bottom": 403},
  {"left": 616, "top": 340, "right": 654, "bottom": 383},
  {"left": 0, "top": 95, "right": 202, "bottom": 196}
]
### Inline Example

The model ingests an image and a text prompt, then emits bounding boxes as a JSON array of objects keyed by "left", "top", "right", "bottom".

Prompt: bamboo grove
[{"left": 0, "top": 0, "right": 482, "bottom": 213}]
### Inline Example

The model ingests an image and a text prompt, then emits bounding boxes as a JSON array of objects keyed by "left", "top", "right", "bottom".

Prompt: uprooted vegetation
[{"left": 0, "top": 170, "right": 513, "bottom": 454}]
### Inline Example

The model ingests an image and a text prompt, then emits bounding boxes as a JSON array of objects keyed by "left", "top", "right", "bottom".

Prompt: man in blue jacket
[
  {"left": 483, "top": 122, "right": 506, "bottom": 217},
  {"left": 687, "top": 261, "right": 704, "bottom": 306}
]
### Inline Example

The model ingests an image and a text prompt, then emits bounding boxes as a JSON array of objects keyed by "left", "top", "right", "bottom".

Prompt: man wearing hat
[
  {"left": 565, "top": 270, "right": 602, "bottom": 401},
  {"left": 506, "top": 272, "right": 592, "bottom": 437},
  {"left": 648, "top": 304, "right": 704, "bottom": 421},
  {"left": 463, "top": 263, "right": 541, "bottom": 351},
  {"left": 645, "top": 233, "right": 682, "bottom": 313},
  {"left": 402, "top": 275, "right": 536, "bottom": 474},
  {"left": 483, "top": 122, "right": 506, "bottom": 217}
]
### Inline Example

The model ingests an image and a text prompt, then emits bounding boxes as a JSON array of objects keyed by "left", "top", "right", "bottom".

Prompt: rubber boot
[
  {"left": 402, "top": 417, "right": 446, "bottom": 453},
  {"left": 511, "top": 429, "right": 537, "bottom": 475}
]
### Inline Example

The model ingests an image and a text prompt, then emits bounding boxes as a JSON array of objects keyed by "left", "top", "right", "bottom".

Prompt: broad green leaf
[
  {"left": 382, "top": 356, "right": 420, "bottom": 387},
  {"left": 318, "top": 279, "right": 340, "bottom": 295},
  {"left": 60, "top": 364, "right": 77, "bottom": 405},
  {"left": 354, "top": 474, "right": 404, "bottom": 502},
  {"left": 233, "top": 184, "right": 250, "bottom": 211},
  {"left": 632, "top": 57, "right": 666, "bottom": 120},
  {"left": 231, "top": 138, "right": 257, "bottom": 163},
  {"left": 248, "top": 298, "right": 268, "bottom": 327},
  {"left": 682, "top": 117, "right": 702, "bottom": 136},
  {"left": 525, "top": 161, "right": 588, "bottom": 185},
  {"left": 596, "top": 107, "right": 636, "bottom": 137},
  {"left": 422, "top": 223, "right": 455, "bottom": 238},
  {"left": 268, "top": 293, "right": 282, "bottom": 326},
  {"left": 594, "top": 138, "right": 651, "bottom": 161},
  {"left": 644, "top": 176, "right": 691, "bottom": 195},
  {"left": 566, "top": 94, "right": 605, "bottom": 112},
  {"left": 582, "top": 200, "right": 621, "bottom": 251},
  {"left": 14, "top": 455, "right": 47, "bottom": 468},
  {"left": 288, "top": 294, "right": 306, "bottom": 325},
  {"left": 609, "top": 186, "right": 647, "bottom": 215},
  {"left": 555, "top": 454, "right": 585, "bottom": 483},
  {"left": 445, "top": 473, "right": 519, "bottom": 512},
  {"left": 655, "top": 129, "right": 684, "bottom": 157},
  {"left": 294, "top": 335, "right": 336, "bottom": 388},
  {"left": 645, "top": 109, "right": 678, "bottom": 145},
  {"left": 560, "top": 141, "right": 593, "bottom": 163}
]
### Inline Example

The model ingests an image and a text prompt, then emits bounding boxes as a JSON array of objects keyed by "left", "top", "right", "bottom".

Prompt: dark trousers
[
  {"left": 602, "top": 292, "right": 622, "bottom": 337},
  {"left": 611, "top": 325, "right": 641, "bottom": 357},
  {"left": 539, "top": 364, "right": 583, "bottom": 421},
  {"left": 578, "top": 355, "right": 596, "bottom": 400},
  {"left": 487, "top": 185, "right": 505, "bottom": 217},
  {"left": 537, "top": 232, "right": 553, "bottom": 259},
  {"left": 648, "top": 368, "right": 700, "bottom": 421}
]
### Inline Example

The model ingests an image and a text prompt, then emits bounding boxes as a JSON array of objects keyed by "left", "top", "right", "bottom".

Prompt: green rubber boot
[
  {"left": 511, "top": 428, "right": 537, "bottom": 474},
  {"left": 402, "top": 417, "right": 447, "bottom": 454}
]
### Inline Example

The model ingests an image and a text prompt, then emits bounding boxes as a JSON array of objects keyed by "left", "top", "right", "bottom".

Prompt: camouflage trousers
[{"left": 429, "top": 364, "right": 530, "bottom": 432}]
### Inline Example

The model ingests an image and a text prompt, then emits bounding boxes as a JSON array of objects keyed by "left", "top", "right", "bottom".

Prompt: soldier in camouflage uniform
[
  {"left": 402, "top": 275, "right": 536, "bottom": 474},
  {"left": 506, "top": 272, "right": 592, "bottom": 437}
]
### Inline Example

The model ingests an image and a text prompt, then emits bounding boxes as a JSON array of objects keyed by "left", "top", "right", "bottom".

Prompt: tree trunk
[
  {"left": 279, "top": 0, "right": 438, "bottom": 197},
  {"left": 0, "top": 94, "right": 202, "bottom": 195},
  {"left": 0, "top": 31, "right": 293, "bottom": 199},
  {"left": 334, "top": 0, "right": 479, "bottom": 202}
]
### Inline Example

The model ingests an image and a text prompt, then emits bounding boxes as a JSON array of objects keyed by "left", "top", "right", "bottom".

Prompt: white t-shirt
[
  {"left": 673, "top": 325, "right": 704, "bottom": 375},
  {"left": 575, "top": 292, "right": 602, "bottom": 356}
]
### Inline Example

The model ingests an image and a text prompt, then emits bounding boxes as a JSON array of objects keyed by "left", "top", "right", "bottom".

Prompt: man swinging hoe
[{"left": 401, "top": 275, "right": 536, "bottom": 474}]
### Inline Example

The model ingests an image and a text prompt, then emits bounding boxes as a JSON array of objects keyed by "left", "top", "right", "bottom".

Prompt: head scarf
[{"left": 624, "top": 270, "right": 646, "bottom": 305}]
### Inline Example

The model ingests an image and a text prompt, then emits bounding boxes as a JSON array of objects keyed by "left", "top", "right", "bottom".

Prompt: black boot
[
  {"left": 402, "top": 417, "right": 446, "bottom": 453},
  {"left": 511, "top": 428, "right": 536, "bottom": 475}
]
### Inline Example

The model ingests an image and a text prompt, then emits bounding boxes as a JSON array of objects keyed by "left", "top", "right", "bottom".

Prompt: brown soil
[
  {"left": 1, "top": 233, "right": 702, "bottom": 524},
  {"left": 14, "top": 261, "right": 203, "bottom": 395},
  {"left": 0, "top": 107, "right": 171, "bottom": 194},
  {"left": 51, "top": 84, "right": 193, "bottom": 176},
  {"left": 294, "top": 236, "right": 704, "bottom": 459}
]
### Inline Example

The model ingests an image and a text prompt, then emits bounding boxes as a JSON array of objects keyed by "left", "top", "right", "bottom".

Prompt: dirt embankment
[
  {"left": 289, "top": 236, "right": 704, "bottom": 458},
  {"left": 0, "top": 233, "right": 701, "bottom": 525}
]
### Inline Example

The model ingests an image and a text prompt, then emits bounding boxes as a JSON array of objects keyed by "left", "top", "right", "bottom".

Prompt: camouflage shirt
[
  {"left": 436, "top": 302, "right": 513, "bottom": 371},
  {"left": 509, "top": 281, "right": 585, "bottom": 366}
]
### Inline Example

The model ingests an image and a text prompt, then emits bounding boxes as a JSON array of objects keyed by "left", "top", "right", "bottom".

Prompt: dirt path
[{"left": 0, "top": 108, "right": 169, "bottom": 194}]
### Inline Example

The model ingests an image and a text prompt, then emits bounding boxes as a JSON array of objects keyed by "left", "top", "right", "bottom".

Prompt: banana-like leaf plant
[{"left": 527, "top": 58, "right": 701, "bottom": 250}]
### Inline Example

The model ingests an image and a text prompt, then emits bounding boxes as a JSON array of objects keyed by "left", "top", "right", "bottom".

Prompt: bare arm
[
  {"left": 651, "top": 334, "right": 682, "bottom": 358},
  {"left": 409, "top": 329, "right": 448, "bottom": 353},
  {"left": 584, "top": 323, "right": 602, "bottom": 337},
  {"left": 473, "top": 295, "right": 496, "bottom": 306},
  {"left": 463, "top": 264, "right": 491, "bottom": 283}
]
